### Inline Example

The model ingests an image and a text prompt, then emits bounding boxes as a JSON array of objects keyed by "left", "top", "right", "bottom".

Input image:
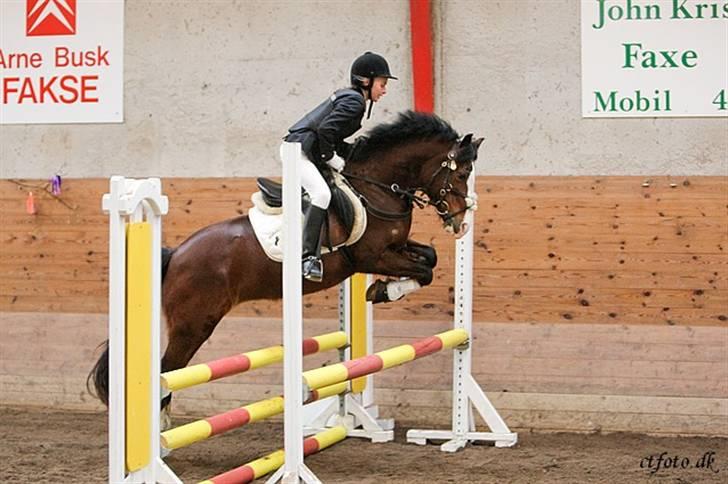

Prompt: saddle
[
  {"left": 256, "top": 177, "right": 356, "bottom": 232},
  {"left": 248, "top": 172, "right": 367, "bottom": 263}
]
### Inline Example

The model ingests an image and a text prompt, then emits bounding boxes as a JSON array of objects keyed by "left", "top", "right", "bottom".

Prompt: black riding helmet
[{"left": 350, "top": 52, "right": 397, "bottom": 118}]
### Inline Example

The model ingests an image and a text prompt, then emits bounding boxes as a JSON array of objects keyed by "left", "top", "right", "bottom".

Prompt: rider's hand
[{"left": 327, "top": 155, "right": 345, "bottom": 173}]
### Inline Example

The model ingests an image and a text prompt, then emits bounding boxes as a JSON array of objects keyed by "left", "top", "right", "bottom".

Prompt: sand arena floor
[{"left": 1, "top": 406, "right": 726, "bottom": 483}]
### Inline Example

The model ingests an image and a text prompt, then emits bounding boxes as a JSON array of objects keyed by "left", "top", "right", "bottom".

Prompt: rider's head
[{"left": 350, "top": 52, "right": 397, "bottom": 110}]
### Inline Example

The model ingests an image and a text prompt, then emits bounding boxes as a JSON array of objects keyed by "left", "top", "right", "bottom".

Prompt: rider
[{"left": 284, "top": 52, "right": 397, "bottom": 282}]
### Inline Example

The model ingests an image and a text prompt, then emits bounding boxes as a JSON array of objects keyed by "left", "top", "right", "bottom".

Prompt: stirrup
[{"left": 302, "top": 256, "right": 323, "bottom": 282}]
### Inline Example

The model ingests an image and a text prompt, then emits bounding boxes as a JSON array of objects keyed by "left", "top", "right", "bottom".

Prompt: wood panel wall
[
  {"left": 1, "top": 176, "right": 726, "bottom": 435},
  {"left": 2, "top": 176, "right": 726, "bottom": 326},
  {"left": 2, "top": 312, "right": 725, "bottom": 435}
]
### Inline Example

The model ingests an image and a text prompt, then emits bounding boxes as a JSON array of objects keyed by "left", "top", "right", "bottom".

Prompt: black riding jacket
[{"left": 285, "top": 88, "right": 366, "bottom": 166}]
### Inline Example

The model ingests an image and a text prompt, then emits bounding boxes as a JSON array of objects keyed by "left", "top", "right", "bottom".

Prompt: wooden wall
[
  {"left": 2, "top": 176, "right": 726, "bottom": 326},
  {"left": 1, "top": 176, "right": 726, "bottom": 435}
]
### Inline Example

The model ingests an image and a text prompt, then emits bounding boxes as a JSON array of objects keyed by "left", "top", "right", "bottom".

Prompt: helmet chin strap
[{"left": 366, "top": 78, "right": 374, "bottom": 119}]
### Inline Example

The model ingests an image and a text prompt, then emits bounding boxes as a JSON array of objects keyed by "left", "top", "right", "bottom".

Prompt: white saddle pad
[{"left": 248, "top": 173, "right": 367, "bottom": 263}]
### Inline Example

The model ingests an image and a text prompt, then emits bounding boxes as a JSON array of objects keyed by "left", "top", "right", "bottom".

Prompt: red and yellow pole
[
  {"left": 161, "top": 382, "right": 349, "bottom": 451},
  {"left": 161, "top": 331, "right": 347, "bottom": 392},
  {"left": 198, "top": 426, "right": 347, "bottom": 484},
  {"left": 303, "top": 329, "right": 468, "bottom": 393}
]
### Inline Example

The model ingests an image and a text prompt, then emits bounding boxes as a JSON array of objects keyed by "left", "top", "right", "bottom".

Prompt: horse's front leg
[
  {"left": 365, "top": 247, "right": 433, "bottom": 304},
  {"left": 402, "top": 239, "right": 437, "bottom": 268}
]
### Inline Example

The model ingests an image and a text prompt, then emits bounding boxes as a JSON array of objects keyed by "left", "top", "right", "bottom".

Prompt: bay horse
[{"left": 89, "top": 110, "right": 482, "bottom": 415}]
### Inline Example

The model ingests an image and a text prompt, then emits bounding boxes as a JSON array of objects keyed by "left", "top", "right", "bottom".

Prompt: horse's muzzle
[{"left": 443, "top": 219, "right": 470, "bottom": 238}]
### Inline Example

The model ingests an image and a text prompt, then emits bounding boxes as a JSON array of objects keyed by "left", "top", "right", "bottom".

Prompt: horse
[{"left": 89, "top": 110, "right": 483, "bottom": 416}]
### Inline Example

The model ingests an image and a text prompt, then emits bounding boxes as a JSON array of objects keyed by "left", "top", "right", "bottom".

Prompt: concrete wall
[
  {"left": 1, "top": 0, "right": 725, "bottom": 178},
  {"left": 0, "top": 0, "right": 413, "bottom": 178},
  {"left": 435, "top": 0, "right": 727, "bottom": 176}
]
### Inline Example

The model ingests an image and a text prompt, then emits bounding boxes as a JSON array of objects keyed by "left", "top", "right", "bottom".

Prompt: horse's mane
[{"left": 354, "top": 110, "right": 459, "bottom": 161}]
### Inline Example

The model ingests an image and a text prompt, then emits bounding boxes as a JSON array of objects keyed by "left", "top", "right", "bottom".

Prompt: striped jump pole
[
  {"left": 161, "top": 331, "right": 347, "bottom": 392},
  {"left": 198, "top": 426, "right": 347, "bottom": 484},
  {"left": 303, "top": 329, "right": 469, "bottom": 394},
  {"left": 161, "top": 382, "right": 349, "bottom": 451}
]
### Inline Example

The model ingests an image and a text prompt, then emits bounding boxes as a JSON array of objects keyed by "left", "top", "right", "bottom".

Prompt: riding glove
[{"left": 326, "top": 155, "right": 345, "bottom": 173}]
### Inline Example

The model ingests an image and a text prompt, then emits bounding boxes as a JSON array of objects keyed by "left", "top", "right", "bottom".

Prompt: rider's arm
[{"left": 316, "top": 94, "right": 365, "bottom": 163}]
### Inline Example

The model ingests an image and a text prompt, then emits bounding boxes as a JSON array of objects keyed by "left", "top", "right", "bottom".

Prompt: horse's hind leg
[{"left": 159, "top": 314, "right": 223, "bottom": 429}]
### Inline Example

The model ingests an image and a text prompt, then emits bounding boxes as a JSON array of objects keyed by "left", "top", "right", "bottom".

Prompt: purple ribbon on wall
[{"left": 50, "top": 175, "right": 62, "bottom": 195}]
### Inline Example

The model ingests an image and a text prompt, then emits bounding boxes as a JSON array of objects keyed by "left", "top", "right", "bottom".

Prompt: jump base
[{"left": 406, "top": 430, "right": 518, "bottom": 451}]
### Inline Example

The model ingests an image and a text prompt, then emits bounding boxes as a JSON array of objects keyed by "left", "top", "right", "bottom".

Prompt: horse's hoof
[
  {"left": 366, "top": 280, "right": 389, "bottom": 304},
  {"left": 160, "top": 407, "right": 172, "bottom": 432}
]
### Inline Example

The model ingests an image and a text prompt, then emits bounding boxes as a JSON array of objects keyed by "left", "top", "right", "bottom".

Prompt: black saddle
[{"left": 256, "top": 176, "right": 356, "bottom": 237}]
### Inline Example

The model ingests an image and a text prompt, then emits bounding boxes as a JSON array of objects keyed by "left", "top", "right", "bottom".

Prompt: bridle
[
  {"left": 341, "top": 139, "right": 476, "bottom": 223},
  {"left": 420, "top": 145, "right": 475, "bottom": 224}
]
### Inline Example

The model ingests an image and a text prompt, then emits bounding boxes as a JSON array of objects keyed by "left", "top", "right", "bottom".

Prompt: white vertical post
[
  {"left": 450, "top": 172, "right": 476, "bottom": 441},
  {"left": 146, "top": 182, "right": 179, "bottom": 484},
  {"left": 148, "top": 197, "right": 163, "bottom": 482},
  {"left": 406, "top": 166, "right": 517, "bottom": 451},
  {"left": 103, "top": 177, "right": 179, "bottom": 484},
  {"left": 361, "top": 274, "right": 375, "bottom": 408},
  {"left": 276, "top": 142, "right": 320, "bottom": 483},
  {"left": 105, "top": 176, "right": 127, "bottom": 484}
]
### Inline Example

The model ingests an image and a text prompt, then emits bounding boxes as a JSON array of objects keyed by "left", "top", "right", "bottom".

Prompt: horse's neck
[{"left": 359, "top": 140, "right": 446, "bottom": 190}]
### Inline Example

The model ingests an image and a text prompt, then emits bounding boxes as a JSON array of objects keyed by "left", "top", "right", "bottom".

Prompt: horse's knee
[
  {"left": 421, "top": 246, "right": 437, "bottom": 268},
  {"left": 406, "top": 244, "right": 437, "bottom": 268}
]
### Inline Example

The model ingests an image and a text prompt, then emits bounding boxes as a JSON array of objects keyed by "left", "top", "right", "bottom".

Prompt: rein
[{"left": 341, "top": 171, "right": 422, "bottom": 220}]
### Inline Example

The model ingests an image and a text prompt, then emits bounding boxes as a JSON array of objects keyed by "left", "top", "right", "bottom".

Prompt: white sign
[
  {"left": 0, "top": 0, "right": 124, "bottom": 124},
  {"left": 581, "top": 0, "right": 728, "bottom": 117}
]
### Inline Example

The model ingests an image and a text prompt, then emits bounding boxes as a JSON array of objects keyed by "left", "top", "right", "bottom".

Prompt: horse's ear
[
  {"left": 473, "top": 137, "right": 484, "bottom": 149},
  {"left": 460, "top": 133, "right": 473, "bottom": 146}
]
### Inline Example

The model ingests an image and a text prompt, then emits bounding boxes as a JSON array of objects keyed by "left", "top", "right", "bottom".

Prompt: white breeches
[{"left": 300, "top": 155, "right": 331, "bottom": 209}]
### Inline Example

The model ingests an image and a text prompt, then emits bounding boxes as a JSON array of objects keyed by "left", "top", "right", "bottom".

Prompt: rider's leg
[{"left": 299, "top": 157, "right": 331, "bottom": 282}]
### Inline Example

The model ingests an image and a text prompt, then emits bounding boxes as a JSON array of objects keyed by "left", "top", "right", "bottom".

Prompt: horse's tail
[
  {"left": 87, "top": 340, "right": 110, "bottom": 406},
  {"left": 87, "top": 246, "right": 176, "bottom": 407}
]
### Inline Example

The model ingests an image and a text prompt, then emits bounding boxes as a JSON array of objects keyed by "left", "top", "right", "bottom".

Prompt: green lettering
[
  {"left": 622, "top": 43, "right": 642, "bottom": 68},
  {"left": 712, "top": 90, "right": 727, "bottom": 110},
  {"left": 641, "top": 51, "right": 658, "bottom": 68},
  {"left": 594, "top": 91, "right": 617, "bottom": 112},
  {"left": 672, "top": 0, "right": 693, "bottom": 18},
  {"left": 682, "top": 50, "right": 698, "bottom": 68}
]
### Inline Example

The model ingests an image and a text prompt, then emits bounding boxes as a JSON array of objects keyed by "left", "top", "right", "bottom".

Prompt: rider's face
[{"left": 369, "top": 77, "right": 388, "bottom": 102}]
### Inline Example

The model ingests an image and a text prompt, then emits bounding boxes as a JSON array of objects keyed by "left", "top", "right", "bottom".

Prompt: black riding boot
[{"left": 302, "top": 205, "right": 327, "bottom": 282}]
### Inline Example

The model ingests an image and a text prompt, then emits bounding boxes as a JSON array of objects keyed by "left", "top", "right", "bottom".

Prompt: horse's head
[
  {"left": 351, "top": 111, "right": 483, "bottom": 236},
  {"left": 419, "top": 133, "right": 483, "bottom": 236}
]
